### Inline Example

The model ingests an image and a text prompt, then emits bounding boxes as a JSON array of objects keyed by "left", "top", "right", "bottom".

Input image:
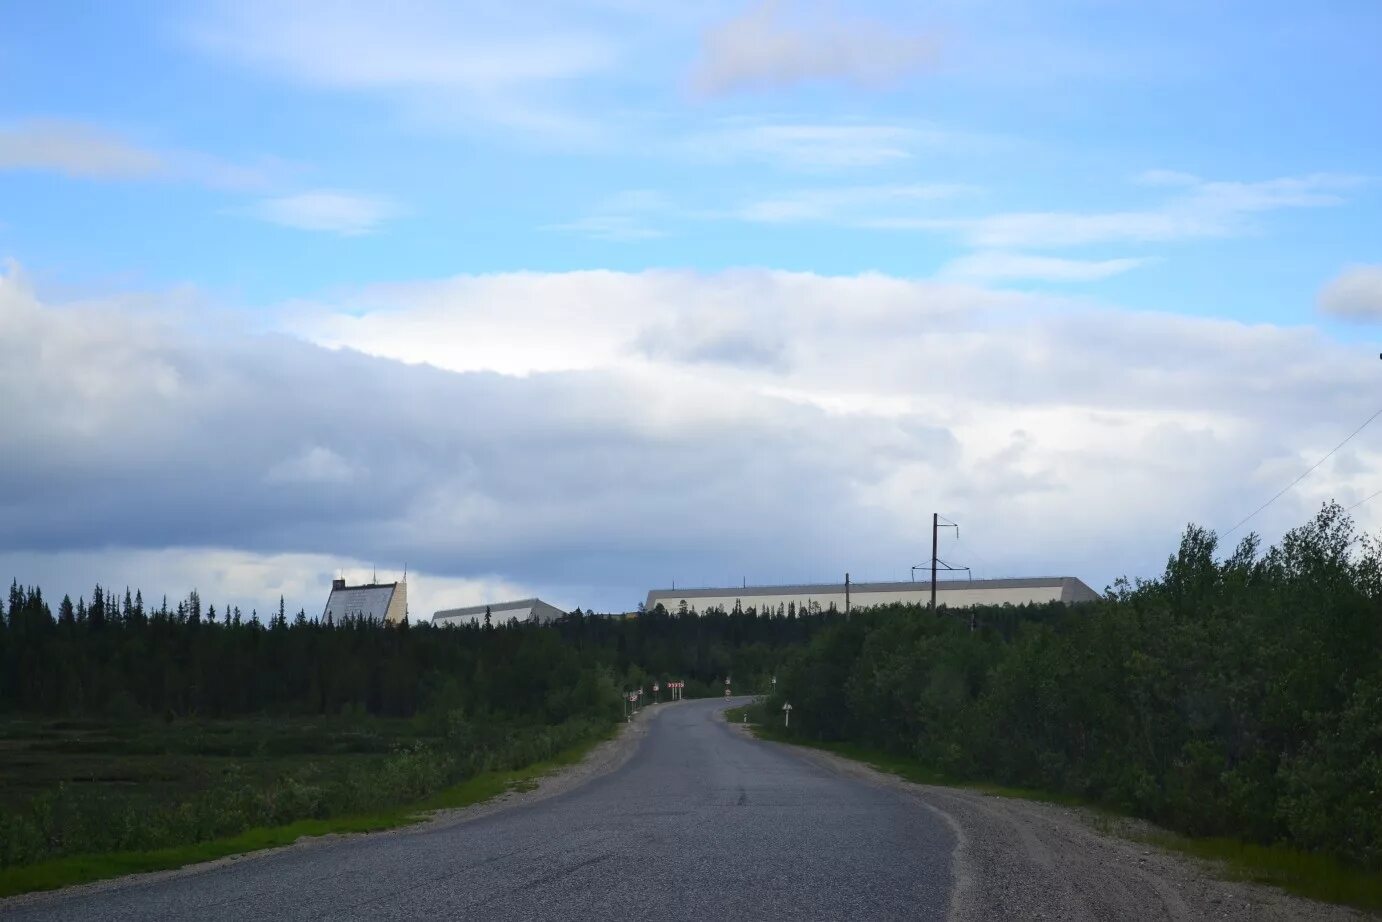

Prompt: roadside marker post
[{"left": 782, "top": 702, "right": 793, "bottom": 729}]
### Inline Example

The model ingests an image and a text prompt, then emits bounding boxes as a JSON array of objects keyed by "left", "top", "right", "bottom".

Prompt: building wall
[
  {"left": 647, "top": 584, "right": 1071, "bottom": 615},
  {"left": 384, "top": 582, "right": 408, "bottom": 624}
]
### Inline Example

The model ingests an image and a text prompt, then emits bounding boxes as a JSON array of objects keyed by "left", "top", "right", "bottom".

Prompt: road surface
[{"left": 6, "top": 699, "right": 953, "bottom": 921}]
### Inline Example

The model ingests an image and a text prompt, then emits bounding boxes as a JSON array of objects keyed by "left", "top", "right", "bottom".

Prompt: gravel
[{"left": 786, "top": 743, "right": 1369, "bottom": 921}]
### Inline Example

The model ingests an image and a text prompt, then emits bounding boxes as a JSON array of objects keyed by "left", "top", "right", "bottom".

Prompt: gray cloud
[
  {"left": 5, "top": 266, "right": 1380, "bottom": 613},
  {"left": 0, "top": 269, "right": 961, "bottom": 607},
  {"left": 691, "top": 1, "right": 937, "bottom": 95},
  {"left": 1318, "top": 264, "right": 1382, "bottom": 322},
  {"left": 0, "top": 119, "right": 271, "bottom": 190}
]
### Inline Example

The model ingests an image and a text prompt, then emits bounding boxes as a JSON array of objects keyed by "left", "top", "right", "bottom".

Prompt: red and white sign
[{"left": 653, "top": 683, "right": 659, "bottom": 692}]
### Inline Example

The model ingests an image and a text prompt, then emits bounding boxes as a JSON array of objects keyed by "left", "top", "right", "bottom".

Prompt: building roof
[
  {"left": 323, "top": 581, "right": 406, "bottom": 623},
  {"left": 432, "top": 598, "right": 568, "bottom": 624},
  {"left": 645, "top": 577, "right": 1099, "bottom": 609}
]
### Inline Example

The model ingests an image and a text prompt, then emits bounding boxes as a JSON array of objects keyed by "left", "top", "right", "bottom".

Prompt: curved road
[{"left": 7, "top": 698, "right": 953, "bottom": 921}]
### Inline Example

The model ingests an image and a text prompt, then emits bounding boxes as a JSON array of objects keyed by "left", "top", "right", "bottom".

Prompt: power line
[
  {"left": 1346, "top": 488, "right": 1382, "bottom": 514},
  {"left": 1223, "top": 405, "right": 1382, "bottom": 538}
]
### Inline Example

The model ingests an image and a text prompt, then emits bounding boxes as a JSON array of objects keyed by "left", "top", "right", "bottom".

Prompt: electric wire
[
  {"left": 1222, "top": 405, "right": 1382, "bottom": 538},
  {"left": 1346, "top": 488, "right": 1382, "bottom": 514}
]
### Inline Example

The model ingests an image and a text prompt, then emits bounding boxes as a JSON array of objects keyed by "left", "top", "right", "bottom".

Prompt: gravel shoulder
[
  {"left": 781, "top": 741, "right": 1368, "bottom": 921},
  {"left": 0, "top": 703, "right": 671, "bottom": 911}
]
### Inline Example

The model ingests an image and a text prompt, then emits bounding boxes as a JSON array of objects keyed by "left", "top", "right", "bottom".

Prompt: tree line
[
  {"left": 0, "top": 585, "right": 834, "bottom": 721},
  {"left": 766, "top": 503, "right": 1382, "bottom": 870}
]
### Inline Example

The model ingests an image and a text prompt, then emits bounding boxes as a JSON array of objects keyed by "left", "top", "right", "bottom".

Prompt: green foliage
[
  {"left": 0, "top": 714, "right": 608, "bottom": 871},
  {"left": 0, "top": 727, "right": 613, "bottom": 898},
  {"left": 769, "top": 503, "right": 1382, "bottom": 872}
]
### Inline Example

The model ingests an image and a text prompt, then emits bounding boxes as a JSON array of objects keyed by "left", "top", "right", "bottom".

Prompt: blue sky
[{"left": 2, "top": 1, "right": 1381, "bottom": 616}]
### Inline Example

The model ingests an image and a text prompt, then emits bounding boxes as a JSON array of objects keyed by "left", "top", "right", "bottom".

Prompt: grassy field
[
  {"left": 727, "top": 704, "right": 1382, "bottom": 913},
  {"left": 0, "top": 715, "right": 414, "bottom": 811},
  {"left": 0, "top": 714, "right": 614, "bottom": 898}
]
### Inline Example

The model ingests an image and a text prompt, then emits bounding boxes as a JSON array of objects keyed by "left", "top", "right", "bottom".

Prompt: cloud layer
[{"left": 5, "top": 264, "right": 1378, "bottom": 616}]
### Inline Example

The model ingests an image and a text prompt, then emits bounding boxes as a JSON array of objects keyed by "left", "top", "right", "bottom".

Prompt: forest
[
  {"left": 2, "top": 502, "right": 1378, "bottom": 885},
  {"left": 764, "top": 503, "right": 1382, "bottom": 872}
]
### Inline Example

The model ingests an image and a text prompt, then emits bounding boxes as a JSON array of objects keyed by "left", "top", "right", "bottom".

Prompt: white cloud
[
  {"left": 1317, "top": 264, "right": 1382, "bottom": 322},
  {"left": 266, "top": 446, "right": 358, "bottom": 485},
  {"left": 239, "top": 190, "right": 400, "bottom": 236},
  {"left": 690, "top": 119, "right": 980, "bottom": 171},
  {"left": 691, "top": 1, "right": 936, "bottom": 95},
  {"left": 184, "top": 1, "right": 615, "bottom": 141},
  {"left": 0, "top": 547, "right": 533, "bottom": 624},
  {"left": 549, "top": 190, "right": 669, "bottom": 241},
  {"left": 940, "top": 251, "right": 1151, "bottom": 283},
  {"left": 734, "top": 183, "right": 973, "bottom": 223},
  {"left": 5, "top": 264, "right": 1381, "bottom": 612},
  {"left": 868, "top": 173, "right": 1364, "bottom": 248},
  {"left": 188, "top": 1, "right": 612, "bottom": 92}
]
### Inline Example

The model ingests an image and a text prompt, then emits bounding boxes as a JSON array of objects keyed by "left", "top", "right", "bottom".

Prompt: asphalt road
[{"left": 5, "top": 698, "right": 954, "bottom": 921}]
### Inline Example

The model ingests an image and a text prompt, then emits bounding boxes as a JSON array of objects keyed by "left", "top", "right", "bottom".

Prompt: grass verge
[
  {"left": 0, "top": 726, "right": 616, "bottom": 901},
  {"left": 728, "top": 710, "right": 1382, "bottom": 913}
]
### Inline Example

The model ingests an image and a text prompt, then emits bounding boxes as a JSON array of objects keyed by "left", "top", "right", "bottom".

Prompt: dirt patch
[{"left": 786, "top": 744, "right": 1367, "bottom": 922}]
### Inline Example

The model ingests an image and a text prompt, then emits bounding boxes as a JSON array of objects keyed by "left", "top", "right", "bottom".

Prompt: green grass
[
  {"left": 1139, "top": 831, "right": 1382, "bottom": 913},
  {"left": 728, "top": 711, "right": 1382, "bottom": 914},
  {"left": 0, "top": 726, "right": 615, "bottom": 900}
]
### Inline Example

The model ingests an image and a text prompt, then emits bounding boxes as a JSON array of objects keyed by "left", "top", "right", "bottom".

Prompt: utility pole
[
  {"left": 845, "top": 572, "right": 850, "bottom": 615},
  {"left": 931, "top": 514, "right": 938, "bottom": 612},
  {"left": 928, "top": 514, "right": 964, "bottom": 614}
]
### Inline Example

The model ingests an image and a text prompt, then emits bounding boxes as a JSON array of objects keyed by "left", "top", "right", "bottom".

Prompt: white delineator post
[{"left": 782, "top": 702, "right": 792, "bottom": 728}]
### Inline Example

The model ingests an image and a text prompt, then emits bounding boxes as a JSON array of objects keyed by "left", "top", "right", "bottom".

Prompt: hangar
[
  {"left": 432, "top": 598, "right": 568, "bottom": 627},
  {"left": 644, "top": 577, "right": 1099, "bottom": 616}
]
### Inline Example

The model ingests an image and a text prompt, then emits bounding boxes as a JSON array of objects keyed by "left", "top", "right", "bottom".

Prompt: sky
[{"left": 2, "top": 0, "right": 1381, "bottom": 619}]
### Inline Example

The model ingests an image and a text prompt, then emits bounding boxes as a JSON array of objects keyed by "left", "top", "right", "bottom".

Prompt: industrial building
[
  {"left": 322, "top": 578, "right": 408, "bottom": 624},
  {"left": 644, "top": 577, "right": 1099, "bottom": 616},
  {"left": 432, "top": 598, "right": 568, "bottom": 627}
]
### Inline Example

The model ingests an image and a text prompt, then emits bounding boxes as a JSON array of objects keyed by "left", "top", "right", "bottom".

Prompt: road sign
[{"left": 782, "top": 701, "right": 793, "bottom": 729}]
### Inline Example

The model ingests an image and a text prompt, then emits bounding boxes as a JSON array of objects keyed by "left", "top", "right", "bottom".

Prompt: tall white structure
[
  {"left": 644, "top": 577, "right": 1098, "bottom": 616},
  {"left": 432, "top": 598, "right": 567, "bottom": 627},
  {"left": 322, "top": 578, "right": 408, "bottom": 624}
]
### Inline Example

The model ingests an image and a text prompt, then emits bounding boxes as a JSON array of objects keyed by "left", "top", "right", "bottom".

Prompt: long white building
[
  {"left": 644, "top": 577, "right": 1099, "bottom": 616},
  {"left": 432, "top": 598, "right": 567, "bottom": 627}
]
